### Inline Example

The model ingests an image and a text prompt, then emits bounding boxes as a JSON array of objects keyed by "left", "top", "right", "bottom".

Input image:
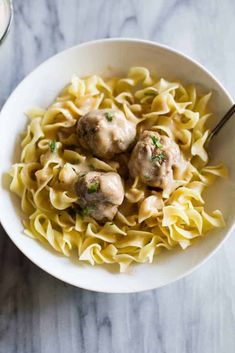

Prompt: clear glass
[{"left": 0, "top": 0, "right": 13, "bottom": 45}]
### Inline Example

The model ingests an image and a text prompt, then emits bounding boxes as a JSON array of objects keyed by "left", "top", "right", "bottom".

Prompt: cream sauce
[
  {"left": 77, "top": 109, "right": 136, "bottom": 159},
  {"left": 128, "top": 130, "right": 185, "bottom": 189},
  {"left": 75, "top": 171, "right": 124, "bottom": 221},
  {"left": 75, "top": 112, "right": 185, "bottom": 220}
]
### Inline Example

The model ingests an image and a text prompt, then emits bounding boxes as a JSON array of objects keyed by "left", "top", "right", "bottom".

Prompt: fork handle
[{"left": 208, "top": 104, "right": 235, "bottom": 143}]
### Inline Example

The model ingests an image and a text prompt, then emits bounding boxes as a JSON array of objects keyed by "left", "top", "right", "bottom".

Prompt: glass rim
[{"left": 0, "top": 0, "right": 13, "bottom": 46}]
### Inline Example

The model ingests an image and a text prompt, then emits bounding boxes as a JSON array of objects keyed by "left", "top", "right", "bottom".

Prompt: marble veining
[{"left": 0, "top": 1, "right": 235, "bottom": 352}]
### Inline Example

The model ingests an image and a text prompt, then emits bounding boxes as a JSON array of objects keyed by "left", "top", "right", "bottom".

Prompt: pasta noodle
[{"left": 8, "top": 67, "right": 227, "bottom": 272}]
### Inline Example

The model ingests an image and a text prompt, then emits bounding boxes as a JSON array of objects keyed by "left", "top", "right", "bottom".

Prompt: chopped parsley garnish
[
  {"left": 105, "top": 111, "right": 114, "bottom": 122},
  {"left": 150, "top": 135, "right": 163, "bottom": 148},
  {"left": 80, "top": 206, "right": 95, "bottom": 217},
  {"left": 88, "top": 182, "right": 99, "bottom": 194},
  {"left": 49, "top": 140, "right": 57, "bottom": 153},
  {"left": 151, "top": 152, "right": 166, "bottom": 163}
]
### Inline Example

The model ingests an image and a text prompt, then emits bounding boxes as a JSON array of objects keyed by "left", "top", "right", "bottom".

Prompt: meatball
[
  {"left": 75, "top": 171, "right": 124, "bottom": 221},
  {"left": 77, "top": 109, "right": 136, "bottom": 159},
  {"left": 128, "top": 131, "right": 181, "bottom": 189}
]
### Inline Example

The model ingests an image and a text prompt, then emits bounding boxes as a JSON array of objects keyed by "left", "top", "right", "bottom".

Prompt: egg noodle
[{"left": 8, "top": 67, "right": 227, "bottom": 272}]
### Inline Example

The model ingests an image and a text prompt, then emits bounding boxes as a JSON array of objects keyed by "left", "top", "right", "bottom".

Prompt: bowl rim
[{"left": 0, "top": 37, "right": 234, "bottom": 293}]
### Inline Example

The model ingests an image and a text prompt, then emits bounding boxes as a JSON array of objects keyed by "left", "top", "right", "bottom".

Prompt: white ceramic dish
[{"left": 0, "top": 39, "right": 234, "bottom": 293}]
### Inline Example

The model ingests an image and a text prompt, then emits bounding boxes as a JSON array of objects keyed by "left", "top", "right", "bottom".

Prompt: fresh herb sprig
[
  {"left": 150, "top": 135, "right": 163, "bottom": 149},
  {"left": 88, "top": 182, "right": 99, "bottom": 194},
  {"left": 80, "top": 206, "right": 94, "bottom": 217},
  {"left": 151, "top": 152, "right": 166, "bottom": 163},
  {"left": 105, "top": 111, "right": 114, "bottom": 122},
  {"left": 49, "top": 140, "right": 57, "bottom": 153}
]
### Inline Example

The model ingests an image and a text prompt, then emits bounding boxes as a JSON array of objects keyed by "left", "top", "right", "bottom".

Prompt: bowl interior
[{"left": 0, "top": 39, "right": 234, "bottom": 293}]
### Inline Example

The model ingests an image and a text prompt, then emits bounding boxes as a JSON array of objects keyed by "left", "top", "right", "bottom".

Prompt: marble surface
[{"left": 0, "top": 0, "right": 235, "bottom": 352}]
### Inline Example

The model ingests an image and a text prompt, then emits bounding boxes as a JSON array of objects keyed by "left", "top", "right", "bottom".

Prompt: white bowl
[{"left": 0, "top": 39, "right": 234, "bottom": 293}]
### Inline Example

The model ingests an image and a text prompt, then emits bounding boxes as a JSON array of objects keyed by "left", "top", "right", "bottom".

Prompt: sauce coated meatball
[
  {"left": 75, "top": 171, "right": 124, "bottom": 221},
  {"left": 128, "top": 131, "right": 182, "bottom": 189},
  {"left": 77, "top": 109, "right": 136, "bottom": 159}
]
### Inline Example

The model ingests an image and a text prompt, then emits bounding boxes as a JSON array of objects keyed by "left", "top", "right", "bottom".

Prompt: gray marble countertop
[{"left": 0, "top": 1, "right": 235, "bottom": 352}]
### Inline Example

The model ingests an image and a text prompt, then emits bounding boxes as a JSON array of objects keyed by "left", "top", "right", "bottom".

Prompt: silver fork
[{"left": 207, "top": 104, "right": 235, "bottom": 143}]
